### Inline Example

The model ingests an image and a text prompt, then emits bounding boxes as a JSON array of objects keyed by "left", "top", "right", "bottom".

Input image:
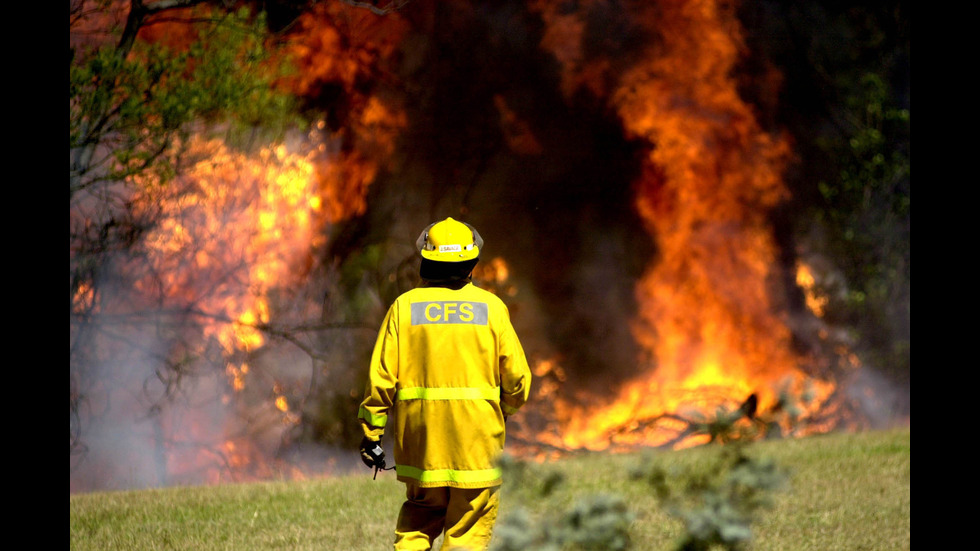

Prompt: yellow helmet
[{"left": 416, "top": 217, "right": 483, "bottom": 262}]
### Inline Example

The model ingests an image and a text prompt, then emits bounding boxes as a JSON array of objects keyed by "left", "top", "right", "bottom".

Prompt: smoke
[
  {"left": 69, "top": 237, "right": 254, "bottom": 493},
  {"left": 69, "top": 129, "right": 354, "bottom": 492},
  {"left": 845, "top": 365, "right": 910, "bottom": 429},
  {"left": 69, "top": 237, "right": 371, "bottom": 493},
  {"left": 70, "top": 328, "right": 182, "bottom": 493}
]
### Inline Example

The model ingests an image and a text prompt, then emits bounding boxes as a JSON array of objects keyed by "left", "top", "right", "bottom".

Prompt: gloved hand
[{"left": 359, "top": 436, "right": 386, "bottom": 470}]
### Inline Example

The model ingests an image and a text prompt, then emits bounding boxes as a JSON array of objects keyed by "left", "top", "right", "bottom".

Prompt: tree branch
[{"left": 338, "top": 0, "right": 412, "bottom": 15}]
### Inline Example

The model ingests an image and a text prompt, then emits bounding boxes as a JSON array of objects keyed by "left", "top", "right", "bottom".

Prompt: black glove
[{"left": 359, "top": 436, "right": 386, "bottom": 470}]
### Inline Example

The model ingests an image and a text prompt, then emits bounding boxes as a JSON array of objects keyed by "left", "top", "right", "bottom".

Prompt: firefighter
[{"left": 358, "top": 217, "right": 532, "bottom": 551}]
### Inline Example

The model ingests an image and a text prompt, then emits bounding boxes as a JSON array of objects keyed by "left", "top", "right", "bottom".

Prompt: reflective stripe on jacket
[{"left": 358, "top": 282, "right": 532, "bottom": 488}]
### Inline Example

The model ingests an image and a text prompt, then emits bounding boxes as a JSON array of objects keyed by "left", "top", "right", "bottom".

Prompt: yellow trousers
[{"left": 394, "top": 485, "right": 499, "bottom": 550}]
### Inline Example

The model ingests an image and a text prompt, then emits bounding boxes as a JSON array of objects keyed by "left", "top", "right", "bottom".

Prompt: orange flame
[
  {"left": 796, "top": 261, "right": 829, "bottom": 317},
  {"left": 128, "top": 4, "right": 409, "bottom": 486},
  {"left": 523, "top": 0, "right": 844, "bottom": 453},
  {"left": 137, "top": 136, "right": 324, "bottom": 355}
]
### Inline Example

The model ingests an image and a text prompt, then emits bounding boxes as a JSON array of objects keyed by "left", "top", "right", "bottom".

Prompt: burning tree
[
  {"left": 70, "top": 0, "right": 308, "bottom": 488},
  {"left": 70, "top": 0, "right": 412, "bottom": 491}
]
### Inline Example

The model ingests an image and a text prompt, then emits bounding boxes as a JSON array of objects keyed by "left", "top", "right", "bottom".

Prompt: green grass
[{"left": 70, "top": 427, "right": 909, "bottom": 550}]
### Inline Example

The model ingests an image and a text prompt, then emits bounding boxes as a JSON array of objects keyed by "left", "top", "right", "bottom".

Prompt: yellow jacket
[{"left": 358, "top": 282, "right": 532, "bottom": 488}]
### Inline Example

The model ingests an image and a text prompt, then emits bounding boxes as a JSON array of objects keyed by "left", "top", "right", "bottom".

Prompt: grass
[{"left": 70, "top": 427, "right": 909, "bottom": 550}]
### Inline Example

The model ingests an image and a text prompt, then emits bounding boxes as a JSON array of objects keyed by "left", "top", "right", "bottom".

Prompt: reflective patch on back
[{"left": 411, "top": 301, "right": 489, "bottom": 325}]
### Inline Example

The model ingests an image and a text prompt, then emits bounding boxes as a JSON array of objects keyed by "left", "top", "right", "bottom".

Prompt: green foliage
[
  {"left": 69, "top": 6, "right": 300, "bottom": 197},
  {"left": 632, "top": 445, "right": 787, "bottom": 551},
  {"left": 492, "top": 396, "right": 802, "bottom": 551},
  {"left": 492, "top": 454, "right": 633, "bottom": 551},
  {"left": 759, "top": 1, "right": 909, "bottom": 388},
  {"left": 632, "top": 396, "right": 790, "bottom": 551},
  {"left": 816, "top": 73, "right": 910, "bottom": 253},
  {"left": 812, "top": 70, "right": 910, "bottom": 383},
  {"left": 493, "top": 493, "right": 633, "bottom": 551}
]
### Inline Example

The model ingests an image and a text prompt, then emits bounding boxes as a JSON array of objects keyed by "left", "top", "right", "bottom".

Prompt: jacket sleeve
[
  {"left": 498, "top": 309, "right": 532, "bottom": 416},
  {"left": 357, "top": 303, "right": 399, "bottom": 439}
]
